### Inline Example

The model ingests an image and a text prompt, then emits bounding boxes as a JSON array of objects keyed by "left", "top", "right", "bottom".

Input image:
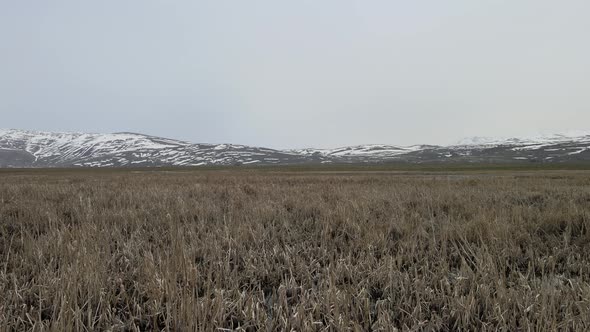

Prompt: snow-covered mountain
[
  {"left": 290, "top": 144, "right": 437, "bottom": 163},
  {"left": 0, "top": 129, "right": 310, "bottom": 167},
  {"left": 453, "top": 131, "right": 590, "bottom": 148},
  {"left": 445, "top": 131, "right": 590, "bottom": 162},
  {"left": 0, "top": 129, "right": 589, "bottom": 167}
]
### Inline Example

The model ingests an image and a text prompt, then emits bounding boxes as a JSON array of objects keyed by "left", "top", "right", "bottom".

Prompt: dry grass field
[{"left": 1, "top": 168, "right": 590, "bottom": 331}]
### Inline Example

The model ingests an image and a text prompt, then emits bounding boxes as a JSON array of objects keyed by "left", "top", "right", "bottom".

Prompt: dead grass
[{"left": 1, "top": 170, "right": 590, "bottom": 331}]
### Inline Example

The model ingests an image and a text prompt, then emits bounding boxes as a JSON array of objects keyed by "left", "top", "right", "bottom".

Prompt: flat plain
[{"left": 1, "top": 167, "right": 590, "bottom": 331}]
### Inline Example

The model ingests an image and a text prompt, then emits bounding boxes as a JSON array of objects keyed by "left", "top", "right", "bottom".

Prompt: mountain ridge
[{"left": 1, "top": 128, "right": 589, "bottom": 167}]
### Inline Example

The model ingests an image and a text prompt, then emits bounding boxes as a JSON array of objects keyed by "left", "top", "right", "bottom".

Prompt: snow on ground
[{"left": 568, "top": 148, "right": 588, "bottom": 155}]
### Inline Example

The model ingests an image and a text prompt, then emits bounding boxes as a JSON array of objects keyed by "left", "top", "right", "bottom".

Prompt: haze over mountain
[{"left": 1, "top": 129, "right": 589, "bottom": 168}]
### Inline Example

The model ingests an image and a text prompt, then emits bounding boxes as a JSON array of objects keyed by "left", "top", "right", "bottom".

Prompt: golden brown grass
[{"left": 1, "top": 169, "right": 590, "bottom": 331}]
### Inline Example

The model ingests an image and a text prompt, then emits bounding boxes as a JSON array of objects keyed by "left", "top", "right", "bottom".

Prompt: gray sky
[{"left": 1, "top": 1, "right": 589, "bottom": 148}]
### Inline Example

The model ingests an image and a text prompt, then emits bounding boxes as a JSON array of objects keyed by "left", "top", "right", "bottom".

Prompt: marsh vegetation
[{"left": 1, "top": 169, "right": 589, "bottom": 330}]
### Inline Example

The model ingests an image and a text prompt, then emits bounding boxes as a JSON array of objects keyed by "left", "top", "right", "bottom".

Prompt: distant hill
[{"left": 1, "top": 129, "right": 589, "bottom": 167}]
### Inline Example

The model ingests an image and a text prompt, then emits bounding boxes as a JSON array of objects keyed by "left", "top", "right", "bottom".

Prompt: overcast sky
[{"left": 1, "top": 1, "right": 589, "bottom": 148}]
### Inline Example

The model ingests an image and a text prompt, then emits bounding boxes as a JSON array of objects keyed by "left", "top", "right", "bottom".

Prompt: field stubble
[{"left": 1, "top": 170, "right": 590, "bottom": 331}]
